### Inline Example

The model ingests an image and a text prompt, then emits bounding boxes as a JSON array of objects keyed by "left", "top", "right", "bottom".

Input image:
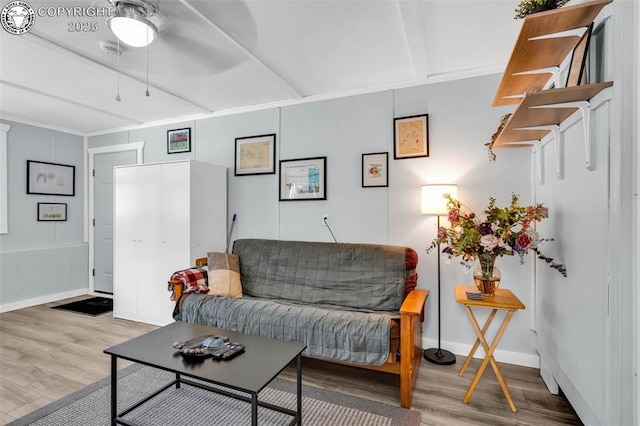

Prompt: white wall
[
  {"left": 0, "top": 120, "right": 87, "bottom": 310},
  {"left": 534, "top": 2, "right": 638, "bottom": 424},
  {"left": 85, "top": 73, "right": 540, "bottom": 366}
]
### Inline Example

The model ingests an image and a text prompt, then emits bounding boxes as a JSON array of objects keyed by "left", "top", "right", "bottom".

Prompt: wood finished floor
[{"left": 0, "top": 296, "right": 582, "bottom": 425}]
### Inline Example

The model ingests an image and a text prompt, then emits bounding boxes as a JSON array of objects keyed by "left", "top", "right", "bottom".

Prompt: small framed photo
[
  {"left": 393, "top": 114, "right": 429, "bottom": 159},
  {"left": 234, "top": 133, "right": 276, "bottom": 176},
  {"left": 362, "top": 152, "right": 388, "bottom": 188},
  {"left": 279, "top": 157, "right": 326, "bottom": 201},
  {"left": 167, "top": 128, "right": 191, "bottom": 154},
  {"left": 566, "top": 23, "right": 592, "bottom": 87},
  {"left": 27, "top": 160, "right": 75, "bottom": 196},
  {"left": 38, "top": 203, "right": 67, "bottom": 221}
]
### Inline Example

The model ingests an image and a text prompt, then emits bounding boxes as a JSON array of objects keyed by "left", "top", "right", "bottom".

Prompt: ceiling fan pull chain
[
  {"left": 145, "top": 30, "right": 150, "bottom": 97},
  {"left": 115, "top": 38, "right": 121, "bottom": 102}
]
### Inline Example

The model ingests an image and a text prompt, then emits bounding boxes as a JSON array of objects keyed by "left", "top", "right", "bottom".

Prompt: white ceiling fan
[{"left": 106, "top": 0, "right": 169, "bottom": 47}]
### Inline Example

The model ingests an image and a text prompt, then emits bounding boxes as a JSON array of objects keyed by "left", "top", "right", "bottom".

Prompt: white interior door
[{"left": 94, "top": 151, "right": 136, "bottom": 294}]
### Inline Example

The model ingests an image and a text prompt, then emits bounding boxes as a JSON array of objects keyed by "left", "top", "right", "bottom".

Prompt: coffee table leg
[
  {"left": 251, "top": 393, "right": 258, "bottom": 425},
  {"left": 296, "top": 353, "right": 302, "bottom": 425},
  {"left": 110, "top": 355, "right": 117, "bottom": 425},
  {"left": 176, "top": 372, "right": 180, "bottom": 389}
]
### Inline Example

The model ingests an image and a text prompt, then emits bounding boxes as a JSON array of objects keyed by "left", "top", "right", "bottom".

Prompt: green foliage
[
  {"left": 514, "top": 0, "right": 570, "bottom": 19},
  {"left": 427, "top": 193, "right": 567, "bottom": 276}
]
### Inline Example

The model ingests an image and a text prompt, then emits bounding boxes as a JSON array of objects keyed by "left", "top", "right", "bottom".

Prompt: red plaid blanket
[{"left": 168, "top": 266, "right": 208, "bottom": 299}]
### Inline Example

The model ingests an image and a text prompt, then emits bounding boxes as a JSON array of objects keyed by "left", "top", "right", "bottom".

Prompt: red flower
[
  {"left": 437, "top": 226, "right": 447, "bottom": 239},
  {"left": 448, "top": 209, "right": 459, "bottom": 224},
  {"left": 515, "top": 232, "right": 532, "bottom": 251}
]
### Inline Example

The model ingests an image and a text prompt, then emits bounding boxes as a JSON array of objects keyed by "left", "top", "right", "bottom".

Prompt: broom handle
[{"left": 226, "top": 214, "right": 237, "bottom": 253}]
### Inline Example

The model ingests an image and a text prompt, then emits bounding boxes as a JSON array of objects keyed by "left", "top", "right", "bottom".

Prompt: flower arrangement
[
  {"left": 427, "top": 193, "right": 567, "bottom": 277},
  {"left": 514, "top": 0, "right": 569, "bottom": 19}
]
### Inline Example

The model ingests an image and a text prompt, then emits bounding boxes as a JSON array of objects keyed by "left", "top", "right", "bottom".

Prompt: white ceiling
[{"left": 0, "top": 0, "right": 523, "bottom": 135}]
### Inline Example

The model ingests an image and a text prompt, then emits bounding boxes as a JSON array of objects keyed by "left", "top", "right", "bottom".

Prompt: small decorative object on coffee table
[{"left": 172, "top": 335, "right": 230, "bottom": 360}]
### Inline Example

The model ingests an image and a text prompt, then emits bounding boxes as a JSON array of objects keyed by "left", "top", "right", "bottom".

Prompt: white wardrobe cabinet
[{"left": 114, "top": 160, "right": 226, "bottom": 325}]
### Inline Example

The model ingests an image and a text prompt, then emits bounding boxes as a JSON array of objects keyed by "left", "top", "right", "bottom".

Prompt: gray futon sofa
[{"left": 170, "top": 238, "right": 429, "bottom": 408}]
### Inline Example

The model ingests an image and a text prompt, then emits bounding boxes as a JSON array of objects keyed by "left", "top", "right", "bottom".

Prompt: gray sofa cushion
[
  {"left": 232, "top": 239, "right": 406, "bottom": 311},
  {"left": 178, "top": 294, "right": 395, "bottom": 366}
]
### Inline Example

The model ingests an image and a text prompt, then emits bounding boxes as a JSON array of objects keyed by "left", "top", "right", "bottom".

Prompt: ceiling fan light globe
[{"left": 108, "top": 15, "right": 156, "bottom": 47}]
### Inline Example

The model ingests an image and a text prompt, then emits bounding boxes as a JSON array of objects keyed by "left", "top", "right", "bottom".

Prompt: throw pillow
[{"left": 207, "top": 252, "right": 243, "bottom": 298}]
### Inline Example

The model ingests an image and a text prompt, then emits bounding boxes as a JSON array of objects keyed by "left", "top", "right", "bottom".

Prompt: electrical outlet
[{"left": 322, "top": 214, "right": 329, "bottom": 226}]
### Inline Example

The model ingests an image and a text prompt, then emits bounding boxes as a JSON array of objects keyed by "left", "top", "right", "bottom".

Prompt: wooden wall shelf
[
  {"left": 492, "top": 82, "right": 613, "bottom": 148},
  {"left": 493, "top": 0, "right": 612, "bottom": 107}
]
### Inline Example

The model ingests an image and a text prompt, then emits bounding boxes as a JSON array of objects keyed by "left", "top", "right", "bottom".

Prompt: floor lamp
[{"left": 421, "top": 184, "right": 457, "bottom": 365}]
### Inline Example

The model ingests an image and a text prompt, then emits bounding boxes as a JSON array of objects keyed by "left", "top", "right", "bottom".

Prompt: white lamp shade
[
  {"left": 108, "top": 15, "right": 156, "bottom": 47},
  {"left": 421, "top": 184, "right": 457, "bottom": 215}
]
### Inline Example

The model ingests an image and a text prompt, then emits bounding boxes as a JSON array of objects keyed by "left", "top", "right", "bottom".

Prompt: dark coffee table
[{"left": 104, "top": 321, "right": 306, "bottom": 425}]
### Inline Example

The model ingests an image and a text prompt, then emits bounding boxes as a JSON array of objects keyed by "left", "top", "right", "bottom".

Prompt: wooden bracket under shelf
[
  {"left": 493, "top": 0, "right": 612, "bottom": 107},
  {"left": 492, "top": 82, "right": 613, "bottom": 180}
]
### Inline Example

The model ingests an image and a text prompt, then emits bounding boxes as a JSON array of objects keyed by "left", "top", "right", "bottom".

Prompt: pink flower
[
  {"left": 448, "top": 209, "right": 459, "bottom": 224},
  {"left": 480, "top": 235, "right": 499, "bottom": 250},
  {"left": 437, "top": 226, "right": 447, "bottom": 239}
]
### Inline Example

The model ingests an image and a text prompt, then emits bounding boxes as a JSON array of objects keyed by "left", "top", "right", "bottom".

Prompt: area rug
[
  {"left": 9, "top": 364, "right": 420, "bottom": 425},
  {"left": 51, "top": 297, "right": 113, "bottom": 316}
]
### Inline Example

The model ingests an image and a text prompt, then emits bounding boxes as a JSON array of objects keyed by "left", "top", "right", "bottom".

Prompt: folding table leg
[{"left": 462, "top": 307, "right": 518, "bottom": 412}]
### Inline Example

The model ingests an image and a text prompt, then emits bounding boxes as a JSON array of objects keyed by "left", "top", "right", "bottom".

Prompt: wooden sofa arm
[
  {"left": 168, "top": 279, "right": 184, "bottom": 301},
  {"left": 400, "top": 289, "right": 428, "bottom": 321},
  {"left": 398, "top": 289, "right": 429, "bottom": 408}
]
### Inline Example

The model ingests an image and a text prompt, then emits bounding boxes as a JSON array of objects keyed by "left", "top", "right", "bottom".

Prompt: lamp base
[{"left": 423, "top": 348, "right": 456, "bottom": 365}]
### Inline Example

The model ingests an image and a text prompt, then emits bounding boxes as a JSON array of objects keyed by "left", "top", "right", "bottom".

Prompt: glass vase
[{"left": 473, "top": 254, "right": 501, "bottom": 297}]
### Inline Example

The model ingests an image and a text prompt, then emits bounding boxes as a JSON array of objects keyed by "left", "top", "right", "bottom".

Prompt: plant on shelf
[
  {"left": 514, "top": 0, "right": 570, "bottom": 19},
  {"left": 427, "top": 193, "right": 567, "bottom": 293},
  {"left": 485, "top": 113, "right": 511, "bottom": 162}
]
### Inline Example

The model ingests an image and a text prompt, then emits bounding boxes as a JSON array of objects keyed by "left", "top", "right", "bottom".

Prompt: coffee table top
[{"left": 104, "top": 321, "right": 306, "bottom": 394}]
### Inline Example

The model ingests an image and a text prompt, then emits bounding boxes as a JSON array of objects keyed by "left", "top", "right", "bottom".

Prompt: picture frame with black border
[
  {"left": 234, "top": 133, "right": 276, "bottom": 176},
  {"left": 167, "top": 128, "right": 191, "bottom": 154},
  {"left": 279, "top": 156, "right": 327, "bottom": 201},
  {"left": 362, "top": 152, "right": 388, "bottom": 187},
  {"left": 566, "top": 22, "right": 593, "bottom": 87},
  {"left": 393, "top": 114, "right": 429, "bottom": 159},
  {"left": 37, "top": 202, "right": 67, "bottom": 221},
  {"left": 27, "top": 160, "right": 75, "bottom": 196}
]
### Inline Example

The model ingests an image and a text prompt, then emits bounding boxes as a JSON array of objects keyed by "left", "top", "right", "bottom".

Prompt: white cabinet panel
[{"left": 114, "top": 160, "right": 227, "bottom": 326}]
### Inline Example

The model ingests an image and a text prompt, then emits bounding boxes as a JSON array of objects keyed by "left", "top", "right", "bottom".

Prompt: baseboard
[
  {"left": 539, "top": 355, "right": 559, "bottom": 394},
  {"left": 536, "top": 338, "right": 599, "bottom": 425},
  {"left": 113, "top": 311, "right": 172, "bottom": 327},
  {"left": 422, "top": 337, "right": 540, "bottom": 368},
  {"left": 0, "top": 289, "right": 88, "bottom": 313}
]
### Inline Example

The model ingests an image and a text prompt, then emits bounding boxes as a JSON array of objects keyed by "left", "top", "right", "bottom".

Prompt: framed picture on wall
[
  {"left": 362, "top": 152, "right": 388, "bottom": 187},
  {"left": 279, "top": 157, "right": 326, "bottom": 201},
  {"left": 37, "top": 203, "right": 67, "bottom": 221},
  {"left": 234, "top": 133, "right": 276, "bottom": 176},
  {"left": 167, "top": 128, "right": 191, "bottom": 154},
  {"left": 566, "top": 23, "right": 592, "bottom": 87},
  {"left": 393, "top": 114, "right": 429, "bottom": 159},
  {"left": 27, "top": 160, "right": 75, "bottom": 196}
]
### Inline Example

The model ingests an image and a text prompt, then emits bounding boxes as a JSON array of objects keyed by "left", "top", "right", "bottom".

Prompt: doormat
[{"left": 52, "top": 297, "right": 113, "bottom": 316}]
